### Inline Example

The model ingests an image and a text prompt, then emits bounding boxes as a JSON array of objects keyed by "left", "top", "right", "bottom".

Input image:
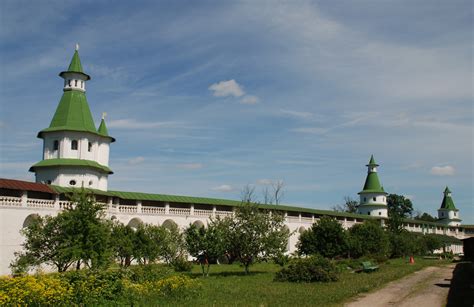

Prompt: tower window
[
  {"left": 364, "top": 197, "right": 367, "bottom": 202},
  {"left": 373, "top": 197, "right": 376, "bottom": 201},
  {"left": 75, "top": 80, "right": 78, "bottom": 86},
  {"left": 53, "top": 140, "right": 59, "bottom": 151},
  {"left": 89, "top": 180, "right": 93, "bottom": 186},
  {"left": 68, "top": 80, "right": 71, "bottom": 87},
  {"left": 379, "top": 212, "right": 381, "bottom": 215},
  {"left": 71, "top": 140, "right": 78, "bottom": 150},
  {"left": 368, "top": 212, "right": 370, "bottom": 215},
  {"left": 69, "top": 180, "right": 76, "bottom": 186},
  {"left": 88, "top": 142, "right": 92, "bottom": 152}
]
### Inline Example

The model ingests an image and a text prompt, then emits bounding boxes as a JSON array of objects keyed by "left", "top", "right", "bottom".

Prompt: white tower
[
  {"left": 30, "top": 46, "right": 115, "bottom": 191},
  {"left": 437, "top": 187, "right": 461, "bottom": 226},
  {"left": 357, "top": 155, "right": 388, "bottom": 217}
]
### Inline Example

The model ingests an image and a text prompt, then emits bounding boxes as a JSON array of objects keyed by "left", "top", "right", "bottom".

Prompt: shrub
[
  {"left": 171, "top": 257, "right": 193, "bottom": 272},
  {"left": 62, "top": 269, "right": 125, "bottom": 305},
  {"left": 123, "top": 274, "right": 201, "bottom": 299},
  {"left": 275, "top": 255, "right": 339, "bottom": 283},
  {"left": 273, "top": 254, "right": 290, "bottom": 267},
  {"left": 125, "top": 264, "right": 174, "bottom": 283},
  {"left": 0, "top": 274, "right": 73, "bottom": 306}
]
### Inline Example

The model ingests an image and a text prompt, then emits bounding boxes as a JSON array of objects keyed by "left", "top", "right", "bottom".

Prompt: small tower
[
  {"left": 357, "top": 155, "right": 388, "bottom": 217},
  {"left": 437, "top": 187, "right": 461, "bottom": 226},
  {"left": 30, "top": 46, "right": 115, "bottom": 191}
]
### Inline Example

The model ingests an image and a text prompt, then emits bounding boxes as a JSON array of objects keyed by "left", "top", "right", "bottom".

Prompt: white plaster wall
[
  {"left": 359, "top": 192, "right": 387, "bottom": 206},
  {"left": 97, "top": 141, "right": 110, "bottom": 166},
  {"left": 357, "top": 205, "right": 388, "bottom": 218},
  {"left": 36, "top": 167, "right": 107, "bottom": 190}
]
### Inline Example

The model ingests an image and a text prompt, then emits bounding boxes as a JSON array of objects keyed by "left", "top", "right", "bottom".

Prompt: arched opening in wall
[
  {"left": 53, "top": 140, "right": 59, "bottom": 151},
  {"left": 162, "top": 219, "right": 177, "bottom": 230},
  {"left": 23, "top": 214, "right": 40, "bottom": 228},
  {"left": 193, "top": 220, "right": 205, "bottom": 229},
  {"left": 110, "top": 215, "right": 117, "bottom": 221},
  {"left": 127, "top": 218, "right": 143, "bottom": 230},
  {"left": 298, "top": 226, "right": 306, "bottom": 234}
]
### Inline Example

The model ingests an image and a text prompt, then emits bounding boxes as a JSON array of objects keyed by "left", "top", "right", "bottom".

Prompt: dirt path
[{"left": 345, "top": 264, "right": 455, "bottom": 307}]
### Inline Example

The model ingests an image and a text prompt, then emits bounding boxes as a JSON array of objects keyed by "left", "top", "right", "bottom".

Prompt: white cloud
[
  {"left": 107, "top": 119, "right": 185, "bottom": 129},
  {"left": 128, "top": 156, "right": 145, "bottom": 165},
  {"left": 279, "top": 109, "right": 313, "bottom": 120},
  {"left": 256, "top": 179, "right": 273, "bottom": 185},
  {"left": 177, "top": 163, "right": 203, "bottom": 170},
  {"left": 240, "top": 95, "right": 259, "bottom": 104},
  {"left": 209, "top": 79, "right": 245, "bottom": 97},
  {"left": 291, "top": 127, "right": 328, "bottom": 135},
  {"left": 430, "top": 165, "right": 455, "bottom": 176},
  {"left": 211, "top": 184, "right": 234, "bottom": 192}
]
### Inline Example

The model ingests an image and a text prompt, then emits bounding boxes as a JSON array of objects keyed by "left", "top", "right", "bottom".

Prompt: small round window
[
  {"left": 88, "top": 180, "right": 93, "bottom": 186},
  {"left": 69, "top": 180, "right": 76, "bottom": 186}
]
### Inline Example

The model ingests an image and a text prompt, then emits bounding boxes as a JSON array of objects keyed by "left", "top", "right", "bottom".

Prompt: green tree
[
  {"left": 347, "top": 220, "right": 389, "bottom": 258},
  {"left": 110, "top": 222, "right": 135, "bottom": 267},
  {"left": 386, "top": 194, "right": 413, "bottom": 234},
  {"left": 298, "top": 216, "right": 347, "bottom": 259},
  {"left": 388, "top": 231, "right": 418, "bottom": 258},
  {"left": 221, "top": 202, "right": 290, "bottom": 274},
  {"left": 185, "top": 220, "right": 227, "bottom": 276},
  {"left": 133, "top": 223, "right": 167, "bottom": 264},
  {"left": 414, "top": 212, "right": 437, "bottom": 222},
  {"left": 332, "top": 196, "right": 359, "bottom": 213},
  {"left": 12, "top": 214, "right": 80, "bottom": 273},
  {"left": 63, "top": 190, "right": 113, "bottom": 270},
  {"left": 161, "top": 223, "right": 186, "bottom": 265}
]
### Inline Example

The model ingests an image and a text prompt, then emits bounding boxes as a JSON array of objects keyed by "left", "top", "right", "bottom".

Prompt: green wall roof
[{"left": 30, "top": 158, "right": 113, "bottom": 174}]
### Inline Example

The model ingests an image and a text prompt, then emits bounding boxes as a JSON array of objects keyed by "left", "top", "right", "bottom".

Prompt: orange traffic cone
[{"left": 409, "top": 256, "right": 415, "bottom": 264}]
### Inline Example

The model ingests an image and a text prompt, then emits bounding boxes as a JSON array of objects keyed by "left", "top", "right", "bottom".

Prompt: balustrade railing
[
  {"left": 215, "top": 210, "right": 233, "bottom": 218},
  {"left": 169, "top": 208, "right": 191, "bottom": 216},
  {"left": 27, "top": 198, "right": 55, "bottom": 209},
  {"left": 142, "top": 206, "right": 165, "bottom": 215},
  {"left": 0, "top": 196, "right": 22, "bottom": 207},
  {"left": 118, "top": 205, "right": 137, "bottom": 213},
  {"left": 193, "top": 209, "right": 211, "bottom": 217}
]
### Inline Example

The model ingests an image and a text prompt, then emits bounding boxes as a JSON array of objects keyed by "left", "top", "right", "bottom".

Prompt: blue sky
[{"left": 0, "top": 0, "right": 472, "bottom": 223}]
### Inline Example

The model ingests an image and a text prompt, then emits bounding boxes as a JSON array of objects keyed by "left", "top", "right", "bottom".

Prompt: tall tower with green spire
[
  {"left": 356, "top": 155, "right": 388, "bottom": 217},
  {"left": 30, "top": 45, "right": 115, "bottom": 191},
  {"left": 437, "top": 187, "right": 461, "bottom": 226}
]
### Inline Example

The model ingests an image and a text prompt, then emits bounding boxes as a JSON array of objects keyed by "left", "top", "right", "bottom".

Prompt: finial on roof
[
  {"left": 102, "top": 112, "right": 107, "bottom": 120},
  {"left": 75, "top": 43, "right": 80, "bottom": 51}
]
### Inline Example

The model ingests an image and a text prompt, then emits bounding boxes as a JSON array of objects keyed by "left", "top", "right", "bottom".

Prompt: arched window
[
  {"left": 379, "top": 212, "right": 381, "bottom": 215},
  {"left": 368, "top": 212, "right": 370, "bottom": 215},
  {"left": 363, "top": 197, "right": 367, "bottom": 202},
  {"left": 88, "top": 180, "right": 93, "bottom": 186},
  {"left": 71, "top": 140, "right": 78, "bottom": 150},
  {"left": 74, "top": 80, "right": 78, "bottom": 86},
  {"left": 53, "top": 140, "right": 59, "bottom": 151},
  {"left": 68, "top": 80, "right": 71, "bottom": 87},
  {"left": 373, "top": 197, "right": 376, "bottom": 201},
  {"left": 88, "top": 142, "right": 92, "bottom": 152},
  {"left": 69, "top": 180, "right": 76, "bottom": 186}
]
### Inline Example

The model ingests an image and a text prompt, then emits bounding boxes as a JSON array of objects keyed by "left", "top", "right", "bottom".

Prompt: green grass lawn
[{"left": 138, "top": 258, "right": 449, "bottom": 306}]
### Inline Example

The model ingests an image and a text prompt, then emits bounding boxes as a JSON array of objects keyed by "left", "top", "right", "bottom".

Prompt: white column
[
  {"left": 136, "top": 200, "right": 142, "bottom": 214},
  {"left": 312, "top": 214, "right": 315, "bottom": 223},
  {"left": 298, "top": 213, "right": 302, "bottom": 222},
  {"left": 212, "top": 205, "right": 216, "bottom": 218},
  {"left": 190, "top": 204, "right": 195, "bottom": 216},
  {"left": 54, "top": 194, "right": 60, "bottom": 209},
  {"left": 165, "top": 202, "right": 170, "bottom": 215},
  {"left": 21, "top": 190, "right": 28, "bottom": 207}
]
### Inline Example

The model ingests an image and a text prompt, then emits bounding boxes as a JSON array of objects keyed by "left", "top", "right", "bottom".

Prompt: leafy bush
[
  {"left": 125, "top": 264, "right": 174, "bottom": 283},
  {"left": 171, "top": 257, "right": 193, "bottom": 272},
  {"left": 0, "top": 274, "right": 73, "bottom": 306},
  {"left": 123, "top": 275, "right": 201, "bottom": 300},
  {"left": 62, "top": 269, "right": 125, "bottom": 305},
  {"left": 273, "top": 254, "right": 290, "bottom": 267},
  {"left": 275, "top": 255, "right": 339, "bottom": 282}
]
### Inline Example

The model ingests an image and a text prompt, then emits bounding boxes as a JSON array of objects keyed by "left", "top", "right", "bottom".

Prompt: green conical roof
[
  {"left": 366, "top": 155, "right": 379, "bottom": 166},
  {"left": 440, "top": 187, "right": 457, "bottom": 210},
  {"left": 359, "top": 172, "right": 386, "bottom": 194},
  {"left": 98, "top": 118, "right": 114, "bottom": 140},
  {"left": 38, "top": 91, "right": 97, "bottom": 137},
  {"left": 59, "top": 49, "right": 90, "bottom": 80},
  {"left": 68, "top": 50, "right": 84, "bottom": 73}
]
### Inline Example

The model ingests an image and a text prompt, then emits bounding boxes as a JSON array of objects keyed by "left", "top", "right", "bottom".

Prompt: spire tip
[{"left": 75, "top": 43, "right": 80, "bottom": 51}]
